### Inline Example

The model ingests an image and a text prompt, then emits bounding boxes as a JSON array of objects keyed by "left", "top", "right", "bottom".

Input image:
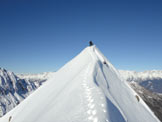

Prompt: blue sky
[{"left": 0, "top": 0, "right": 162, "bottom": 73}]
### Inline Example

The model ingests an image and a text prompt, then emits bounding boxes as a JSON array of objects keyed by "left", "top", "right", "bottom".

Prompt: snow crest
[{"left": 0, "top": 46, "right": 160, "bottom": 122}]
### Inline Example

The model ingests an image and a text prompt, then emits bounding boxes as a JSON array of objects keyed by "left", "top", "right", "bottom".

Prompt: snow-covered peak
[
  {"left": 0, "top": 68, "right": 18, "bottom": 90},
  {"left": 0, "top": 68, "right": 14, "bottom": 78},
  {"left": 0, "top": 46, "right": 160, "bottom": 122},
  {"left": 0, "top": 68, "right": 47, "bottom": 117}
]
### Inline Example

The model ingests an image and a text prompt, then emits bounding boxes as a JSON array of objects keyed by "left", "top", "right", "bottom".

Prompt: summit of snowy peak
[
  {"left": 0, "top": 68, "right": 7, "bottom": 74},
  {"left": 0, "top": 46, "right": 160, "bottom": 122}
]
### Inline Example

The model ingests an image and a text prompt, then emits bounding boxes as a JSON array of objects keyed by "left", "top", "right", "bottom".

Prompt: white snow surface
[{"left": 0, "top": 46, "right": 160, "bottom": 122}]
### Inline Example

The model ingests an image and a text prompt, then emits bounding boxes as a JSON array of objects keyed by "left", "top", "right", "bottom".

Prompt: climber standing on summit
[{"left": 89, "top": 41, "right": 93, "bottom": 46}]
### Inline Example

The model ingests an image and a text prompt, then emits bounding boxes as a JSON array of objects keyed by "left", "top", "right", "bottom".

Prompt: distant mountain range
[
  {"left": 119, "top": 70, "right": 162, "bottom": 94},
  {"left": 0, "top": 67, "right": 162, "bottom": 121},
  {"left": 0, "top": 68, "right": 54, "bottom": 117}
]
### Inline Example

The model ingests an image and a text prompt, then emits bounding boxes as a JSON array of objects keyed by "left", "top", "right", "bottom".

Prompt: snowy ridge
[{"left": 0, "top": 46, "right": 160, "bottom": 122}]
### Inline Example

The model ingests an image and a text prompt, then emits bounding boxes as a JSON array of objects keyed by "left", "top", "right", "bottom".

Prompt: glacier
[{"left": 0, "top": 46, "right": 160, "bottom": 122}]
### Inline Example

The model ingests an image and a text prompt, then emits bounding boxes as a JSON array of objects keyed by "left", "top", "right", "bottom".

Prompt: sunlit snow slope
[{"left": 0, "top": 46, "right": 160, "bottom": 122}]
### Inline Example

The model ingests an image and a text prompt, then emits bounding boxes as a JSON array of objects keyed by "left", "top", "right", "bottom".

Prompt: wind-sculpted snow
[{"left": 0, "top": 46, "right": 160, "bottom": 122}]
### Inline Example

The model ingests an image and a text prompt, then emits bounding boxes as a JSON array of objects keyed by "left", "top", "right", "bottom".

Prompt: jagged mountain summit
[
  {"left": 0, "top": 68, "right": 52, "bottom": 117},
  {"left": 0, "top": 68, "right": 33, "bottom": 117},
  {"left": 0, "top": 46, "right": 160, "bottom": 122}
]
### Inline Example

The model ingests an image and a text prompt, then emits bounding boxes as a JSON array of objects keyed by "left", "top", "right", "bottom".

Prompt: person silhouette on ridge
[{"left": 89, "top": 41, "right": 93, "bottom": 46}]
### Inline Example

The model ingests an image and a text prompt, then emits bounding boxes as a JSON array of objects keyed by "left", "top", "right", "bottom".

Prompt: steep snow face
[
  {"left": 119, "top": 70, "right": 162, "bottom": 93},
  {"left": 0, "top": 68, "right": 48, "bottom": 117},
  {"left": 0, "top": 46, "right": 160, "bottom": 122}
]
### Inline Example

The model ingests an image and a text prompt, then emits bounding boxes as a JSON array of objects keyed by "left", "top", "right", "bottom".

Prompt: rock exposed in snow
[
  {"left": 129, "top": 82, "right": 162, "bottom": 121},
  {"left": 0, "top": 68, "right": 54, "bottom": 117}
]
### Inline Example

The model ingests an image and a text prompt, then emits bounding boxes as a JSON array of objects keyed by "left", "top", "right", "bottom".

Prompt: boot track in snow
[{"left": 0, "top": 45, "right": 160, "bottom": 122}]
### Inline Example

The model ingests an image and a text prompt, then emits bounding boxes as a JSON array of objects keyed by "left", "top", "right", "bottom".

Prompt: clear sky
[{"left": 0, "top": 0, "right": 162, "bottom": 73}]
